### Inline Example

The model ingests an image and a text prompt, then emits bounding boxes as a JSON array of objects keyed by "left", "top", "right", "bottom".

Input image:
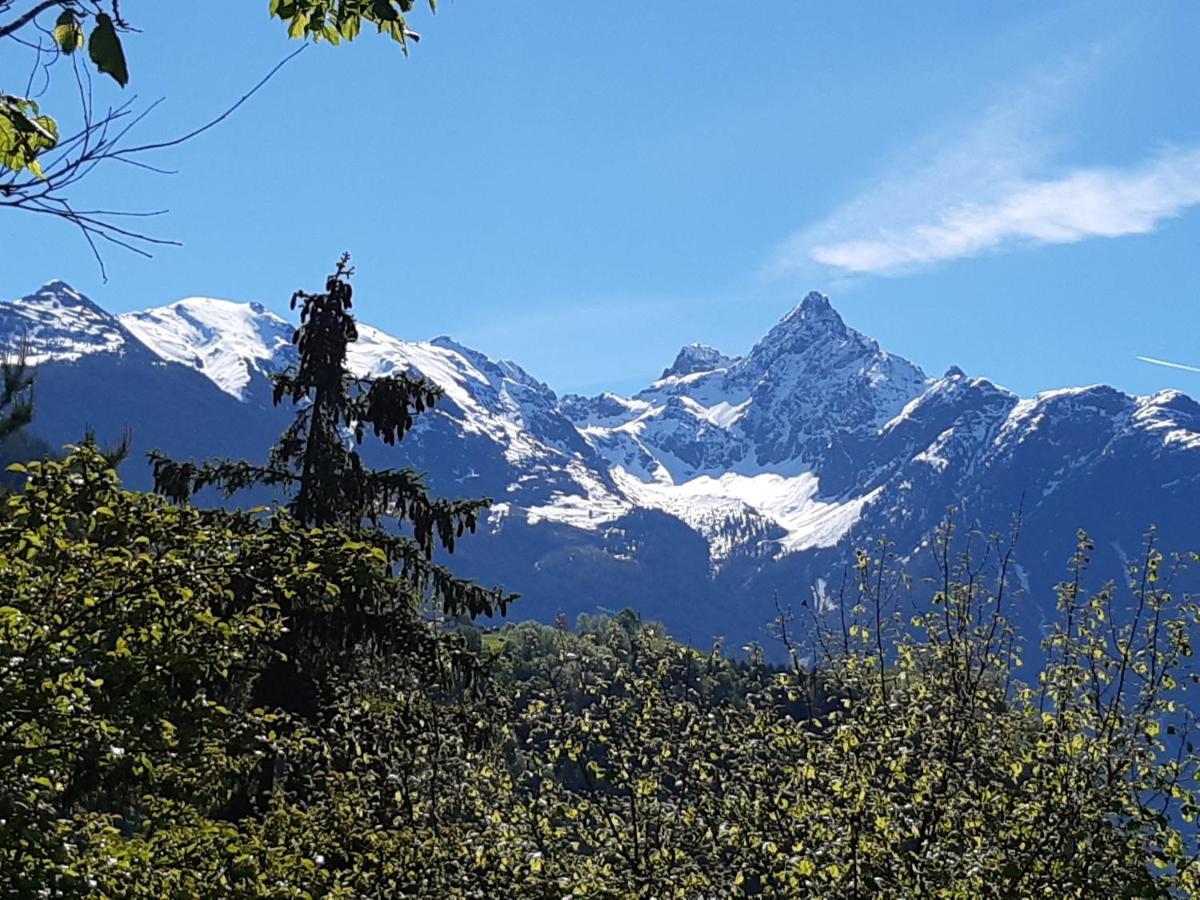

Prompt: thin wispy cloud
[
  {"left": 806, "top": 148, "right": 1200, "bottom": 275},
  {"left": 772, "top": 47, "right": 1200, "bottom": 278},
  {"left": 1137, "top": 355, "right": 1200, "bottom": 374}
]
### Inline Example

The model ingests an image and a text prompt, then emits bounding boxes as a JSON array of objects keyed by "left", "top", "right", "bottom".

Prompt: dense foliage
[
  {"left": 0, "top": 443, "right": 494, "bottom": 895},
  {"left": 2, "top": 437, "right": 1200, "bottom": 896}
]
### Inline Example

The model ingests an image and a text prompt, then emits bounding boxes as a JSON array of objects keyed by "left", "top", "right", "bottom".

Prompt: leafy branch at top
[
  {"left": 268, "top": 0, "right": 436, "bottom": 50},
  {"left": 0, "top": 1, "right": 437, "bottom": 276}
]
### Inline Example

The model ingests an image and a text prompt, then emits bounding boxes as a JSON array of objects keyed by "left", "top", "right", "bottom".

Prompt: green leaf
[
  {"left": 287, "top": 12, "right": 310, "bottom": 38},
  {"left": 54, "top": 9, "right": 84, "bottom": 54},
  {"left": 372, "top": 0, "right": 400, "bottom": 22},
  {"left": 88, "top": 13, "right": 129, "bottom": 87}
]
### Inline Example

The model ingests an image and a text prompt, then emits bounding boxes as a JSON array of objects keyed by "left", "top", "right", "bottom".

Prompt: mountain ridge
[{"left": 4, "top": 280, "right": 1198, "bottom": 655}]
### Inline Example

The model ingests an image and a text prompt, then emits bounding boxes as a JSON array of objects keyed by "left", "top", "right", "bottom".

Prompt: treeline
[{"left": 2, "top": 264, "right": 1200, "bottom": 897}]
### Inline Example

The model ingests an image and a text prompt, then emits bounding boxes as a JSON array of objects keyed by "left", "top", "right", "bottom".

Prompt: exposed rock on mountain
[{"left": 5, "top": 281, "right": 1197, "bottom": 655}]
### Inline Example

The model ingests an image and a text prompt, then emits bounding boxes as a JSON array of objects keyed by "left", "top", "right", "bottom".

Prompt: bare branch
[
  {"left": 116, "top": 44, "right": 307, "bottom": 156},
  {"left": 1, "top": 42, "right": 306, "bottom": 277},
  {"left": 0, "top": 0, "right": 66, "bottom": 40}
]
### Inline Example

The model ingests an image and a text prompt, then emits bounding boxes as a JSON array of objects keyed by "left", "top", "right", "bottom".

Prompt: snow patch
[
  {"left": 613, "top": 468, "right": 878, "bottom": 556},
  {"left": 2, "top": 283, "right": 127, "bottom": 362},
  {"left": 120, "top": 298, "right": 293, "bottom": 399}
]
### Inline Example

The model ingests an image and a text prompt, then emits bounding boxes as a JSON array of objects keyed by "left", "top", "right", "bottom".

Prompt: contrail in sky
[{"left": 1137, "top": 355, "right": 1200, "bottom": 374}]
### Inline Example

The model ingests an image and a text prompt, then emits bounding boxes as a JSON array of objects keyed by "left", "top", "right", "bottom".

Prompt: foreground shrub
[{"left": 2, "top": 447, "right": 1198, "bottom": 896}]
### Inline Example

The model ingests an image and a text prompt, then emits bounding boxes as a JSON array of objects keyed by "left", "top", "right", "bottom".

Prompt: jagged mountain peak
[
  {"left": 745, "top": 291, "right": 862, "bottom": 369},
  {"left": 879, "top": 369, "right": 1018, "bottom": 462},
  {"left": 1022, "top": 383, "right": 1131, "bottom": 419},
  {"left": 430, "top": 335, "right": 554, "bottom": 396},
  {"left": 36, "top": 279, "right": 102, "bottom": 309},
  {"left": 731, "top": 293, "right": 931, "bottom": 451},
  {"left": 1141, "top": 388, "right": 1200, "bottom": 416},
  {"left": 560, "top": 290, "right": 934, "bottom": 484},
  {"left": 1, "top": 281, "right": 134, "bottom": 361},
  {"left": 1132, "top": 390, "right": 1200, "bottom": 451},
  {"left": 661, "top": 343, "right": 734, "bottom": 380},
  {"left": 775, "top": 289, "right": 842, "bottom": 329},
  {"left": 795, "top": 289, "right": 836, "bottom": 316}
]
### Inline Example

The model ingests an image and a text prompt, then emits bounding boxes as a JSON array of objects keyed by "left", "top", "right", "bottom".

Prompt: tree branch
[
  {"left": 115, "top": 44, "right": 307, "bottom": 156},
  {"left": 0, "top": 0, "right": 65, "bottom": 40},
  {"left": 0, "top": 43, "right": 306, "bottom": 278}
]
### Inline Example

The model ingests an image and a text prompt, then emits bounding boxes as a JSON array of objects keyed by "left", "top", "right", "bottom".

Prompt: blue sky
[{"left": 4, "top": 1, "right": 1200, "bottom": 398}]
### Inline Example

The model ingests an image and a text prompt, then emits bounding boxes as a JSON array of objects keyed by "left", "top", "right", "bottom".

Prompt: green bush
[{"left": 3, "top": 446, "right": 1199, "bottom": 896}]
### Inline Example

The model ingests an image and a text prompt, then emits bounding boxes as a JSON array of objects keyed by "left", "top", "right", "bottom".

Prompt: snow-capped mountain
[
  {"left": 4, "top": 281, "right": 1198, "bottom": 655},
  {"left": 1, "top": 280, "right": 147, "bottom": 362},
  {"left": 120, "top": 299, "right": 295, "bottom": 400},
  {"left": 553, "top": 291, "right": 932, "bottom": 558}
]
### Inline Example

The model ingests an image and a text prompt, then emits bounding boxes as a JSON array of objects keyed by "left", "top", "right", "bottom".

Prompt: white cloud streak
[
  {"left": 773, "top": 49, "right": 1200, "bottom": 278},
  {"left": 807, "top": 149, "right": 1200, "bottom": 275},
  {"left": 1137, "top": 355, "right": 1200, "bottom": 374}
]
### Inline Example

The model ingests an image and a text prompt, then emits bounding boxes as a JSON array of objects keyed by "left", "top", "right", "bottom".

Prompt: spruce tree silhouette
[
  {"left": 150, "top": 254, "right": 513, "bottom": 712},
  {"left": 0, "top": 343, "right": 33, "bottom": 442}
]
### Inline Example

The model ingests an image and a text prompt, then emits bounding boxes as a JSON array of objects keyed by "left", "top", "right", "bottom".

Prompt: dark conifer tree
[
  {"left": 150, "top": 254, "right": 513, "bottom": 711},
  {"left": 0, "top": 342, "right": 33, "bottom": 443},
  {"left": 0, "top": 346, "right": 38, "bottom": 494}
]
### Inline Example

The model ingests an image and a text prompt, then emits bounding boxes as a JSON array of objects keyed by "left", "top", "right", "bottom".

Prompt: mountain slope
[
  {"left": 4, "top": 280, "right": 1198, "bottom": 655},
  {"left": 120, "top": 299, "right": 295, "bottom": 400},
  {"left": 1, "top": 283, "right": 289, "bottom": 494},
  {"left": 2, "top": 280, "right": 143, "bottom": 362}
]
